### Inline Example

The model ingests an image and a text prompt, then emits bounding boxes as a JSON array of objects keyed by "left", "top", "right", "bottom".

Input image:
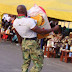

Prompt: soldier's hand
[{"left": 53, "top": 25, "right": 59, "bottom": 31}]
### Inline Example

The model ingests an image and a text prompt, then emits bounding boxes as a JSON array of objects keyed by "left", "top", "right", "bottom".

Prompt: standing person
[{"left": 13, "top": 5, "right": 59, "bottom": 72}]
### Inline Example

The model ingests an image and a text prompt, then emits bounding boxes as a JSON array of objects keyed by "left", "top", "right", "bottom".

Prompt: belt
[{"left": 23, "top": 37, "right": 37, "bottom": 41}]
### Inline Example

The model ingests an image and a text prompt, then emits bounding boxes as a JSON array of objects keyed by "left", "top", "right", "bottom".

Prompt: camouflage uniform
[{"left": 21, "top": 38, "right": 44, "bottom": 72}]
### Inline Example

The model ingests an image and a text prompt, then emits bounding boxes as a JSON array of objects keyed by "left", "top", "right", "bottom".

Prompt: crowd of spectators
[
  {"left": 1, "top": 14, "right": 19, "bottom": 43},
  {"left": 1, "top": 14, "right": 72, "bottom": 58},
  {"left": 41, "top": 19, "right": 72, "bottom": 58}
]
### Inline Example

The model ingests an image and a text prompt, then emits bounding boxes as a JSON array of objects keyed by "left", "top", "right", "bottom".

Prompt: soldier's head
[{"left": 17, "top": 5, "right": 27, "bottom": 16}]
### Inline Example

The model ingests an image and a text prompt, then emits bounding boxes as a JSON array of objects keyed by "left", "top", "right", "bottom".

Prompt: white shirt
[
  {"left": 6, "top": 16, "right": 11, "bottom": 22},
  {"left": 13, "top": 17, "right": 37, "bottom": 38},
  {"left": 2, "top": 14, "right": 11, "bottom": 22},
  {"left": 2, "top": 14, "right": 8, "bottom": 21}
]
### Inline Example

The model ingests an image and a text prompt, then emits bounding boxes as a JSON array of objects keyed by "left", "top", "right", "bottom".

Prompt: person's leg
[
  {"left": 40, "top": 39, "right": 44, "bottom": 49},
  {"left": 22, "top": 50, "right": 31, "bottom": 72},
  {"left": 30, "top": 40, "right": 44, "bottom": 72},
  {"left": 21, "top": 39, "right": 31, "bottom": 72}
]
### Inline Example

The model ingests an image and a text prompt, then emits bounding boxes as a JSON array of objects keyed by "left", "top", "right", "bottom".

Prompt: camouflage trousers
[{"left": 21, "top": 38, "right": 44, "bottom": 72}]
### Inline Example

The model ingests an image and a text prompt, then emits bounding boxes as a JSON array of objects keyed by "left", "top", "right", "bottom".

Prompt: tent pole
[
  {"left": 0, "top": 14, "right": 3, "bottom": 42},
  {"left": 64, "top": 22, "right": 65, "bottom": 26},
  {"left": 68, "top": 22, "right": 70, "bottom": 29},
  {"left": 0, "top": 16, "right": 1, "bottom": 41}
]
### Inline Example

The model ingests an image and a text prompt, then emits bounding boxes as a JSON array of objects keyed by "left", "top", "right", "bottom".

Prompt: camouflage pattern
[{"left": 21, "top": 38, "right": 44, "bottom": 72}]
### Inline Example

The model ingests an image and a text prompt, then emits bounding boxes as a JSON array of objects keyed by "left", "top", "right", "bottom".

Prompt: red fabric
[
  {"left": 18, "top": 14, "right": 25, "bottom": 17},
  {"left": 39, "top": 6, "right": 46, "bottom": 14},
  {"left": 2, "top": 34, "right": 8, "bottom": 39}
]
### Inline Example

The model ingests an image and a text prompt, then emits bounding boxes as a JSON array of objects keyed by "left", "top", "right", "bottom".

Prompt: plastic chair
[
  {"left": 60, "top": 49, "right": 72, "bottom": 63},
  {"left": 44, "top": 45, "right": 57, "bottom": 58}
]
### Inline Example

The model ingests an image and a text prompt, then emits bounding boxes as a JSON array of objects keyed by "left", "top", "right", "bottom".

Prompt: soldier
[{"left": 13, "top": 5, "right": 59, "bottom": 72}]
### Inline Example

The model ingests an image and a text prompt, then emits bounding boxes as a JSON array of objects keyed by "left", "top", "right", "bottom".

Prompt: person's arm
[
  {"left": 31, "top": 25, "right": 59, "bottom": 35},
  {"left": 12, "top": 28, "right": 22, "bottom": 44}
]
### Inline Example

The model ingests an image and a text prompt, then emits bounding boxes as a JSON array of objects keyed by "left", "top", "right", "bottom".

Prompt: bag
[{"left": 28, "top": 4, "right": 53, "bottom": 39}]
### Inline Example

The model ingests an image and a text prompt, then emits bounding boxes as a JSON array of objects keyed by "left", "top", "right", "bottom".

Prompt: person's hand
[{"left": 52, "top": 25, "right": 59, "bottom": 31}]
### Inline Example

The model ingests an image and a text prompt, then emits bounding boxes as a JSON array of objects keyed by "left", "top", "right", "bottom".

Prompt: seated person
[
  {"left": 69, "top": 44, "right": 72, "bottom": 57},
  {"left": 62, "top": 26, "right": 70, "bottom": 37},
  {"left": 46, "top": 27, "right": 63, "bottom": 57}
]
